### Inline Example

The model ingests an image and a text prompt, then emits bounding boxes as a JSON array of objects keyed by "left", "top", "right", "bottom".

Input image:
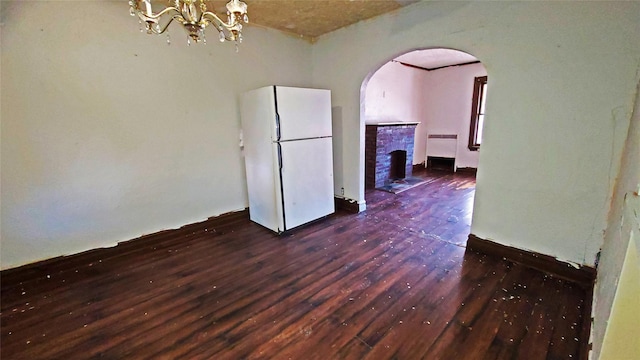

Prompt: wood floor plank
[
  {"left": 271, "top": 238, "right": 452, "bottom": 359},
  {"left": 0, "top": 170, "right": 591, "bottom": 359},
  {"left": 362, "top": 252, "right": 501, "bottom": 359},
  {"left": 242, "top": 228, "right": 430, "bottom": 358}
]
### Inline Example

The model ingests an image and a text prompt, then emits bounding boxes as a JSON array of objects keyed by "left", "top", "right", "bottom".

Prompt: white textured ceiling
[
  {"left": 143, "top": 2, "right": 475, "bottom": 66},
  {"left": 206, "top": 0, "right": 419, "bottom": 42}
]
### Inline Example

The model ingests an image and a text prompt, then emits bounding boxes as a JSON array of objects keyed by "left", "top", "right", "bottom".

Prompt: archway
[{"left": 361, "top": 48, "right": 487, "bottom": 188}]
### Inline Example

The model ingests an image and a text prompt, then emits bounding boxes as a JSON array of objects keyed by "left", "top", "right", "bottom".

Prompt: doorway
[{"left": 361, "top": 47, "right": 487, "bottom": 188}]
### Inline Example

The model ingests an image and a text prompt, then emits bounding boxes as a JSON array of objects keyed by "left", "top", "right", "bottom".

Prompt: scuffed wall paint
[
  {"left": 598, "top": 232, "right": 640, "bottom": 359},
  {"left": 591, "top": 76, "right": 640, "bottom": 359}
]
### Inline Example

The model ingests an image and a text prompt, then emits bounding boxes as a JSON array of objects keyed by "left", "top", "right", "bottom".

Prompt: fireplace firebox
[{"left": 365, "top": 122, "right": 419, "bottom": 189}]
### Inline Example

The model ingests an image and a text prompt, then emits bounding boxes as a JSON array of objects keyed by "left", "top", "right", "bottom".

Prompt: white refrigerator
[{"left": 240, "top": 86, "right": 335, "bottom": 233}]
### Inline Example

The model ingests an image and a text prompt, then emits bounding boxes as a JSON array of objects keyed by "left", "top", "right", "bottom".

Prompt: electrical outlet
[{"left": 341, "top": 187, "right": 345, "bottom": 196}]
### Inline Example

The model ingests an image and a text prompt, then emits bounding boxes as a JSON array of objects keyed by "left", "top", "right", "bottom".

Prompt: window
[{"left": 468, "top": 76, "right": 487, "bottom": 151}]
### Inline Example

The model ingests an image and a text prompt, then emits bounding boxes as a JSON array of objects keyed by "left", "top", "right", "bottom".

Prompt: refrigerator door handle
[
  {"left": 276, "top": 141, "right": 287, "bottom": 231},
  {"left": 274, "top": 86, "right": 282, "bottom": 142},
  {"left": 275, "top": 113, "right": 281, "bottom": 141}
]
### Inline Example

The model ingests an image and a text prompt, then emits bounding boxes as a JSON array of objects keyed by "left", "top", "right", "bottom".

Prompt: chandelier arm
[
  {"left": 201, "top": 11, "right": 237, "bottom": 30},
  {"left": 130, "top": 0, "right": 247, "bottom": 44},
  {"left": 209, "top": 23, "right": 236, "bottom": 42},
  {"left": 136, "top": 6, "right": 182, "bottom": 21},
  {"left": 148, "top": 15, "right": 184, "bottom": 35}
]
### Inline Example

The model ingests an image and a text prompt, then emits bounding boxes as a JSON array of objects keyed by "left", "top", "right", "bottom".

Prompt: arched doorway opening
[
  {"left": 360, "top": 48, "right": 487, "bottom": 194},
  {"left": 360, "top": 48, "right": 488, "bottom": 245}
]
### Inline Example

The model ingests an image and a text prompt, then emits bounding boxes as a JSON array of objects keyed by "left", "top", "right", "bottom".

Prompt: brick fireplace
[{"left": 365, "top": 122, "right": 419, "bottom": 189}]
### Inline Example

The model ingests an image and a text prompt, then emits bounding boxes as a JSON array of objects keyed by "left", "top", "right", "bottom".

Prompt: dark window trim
[{"left": 468, "top": 76, "right": 487, "bottom": 151}]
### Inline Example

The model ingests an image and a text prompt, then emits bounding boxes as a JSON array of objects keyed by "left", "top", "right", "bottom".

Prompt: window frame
[{"left": 468, "top": 75, "right": 487, "bottom": 151}]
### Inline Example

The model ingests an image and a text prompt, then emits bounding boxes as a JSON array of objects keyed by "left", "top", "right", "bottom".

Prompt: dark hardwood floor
[{"left": 1, "top": 170, "right": 589, "bottom": 359}]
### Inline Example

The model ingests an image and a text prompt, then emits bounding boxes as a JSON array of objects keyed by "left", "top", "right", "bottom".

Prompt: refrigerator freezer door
[
  {"left": 277, "top": 137, "right": 335, "bottom": 230},
  {"left": 274, "top": 87, "right": 332, "bottom": 141}
]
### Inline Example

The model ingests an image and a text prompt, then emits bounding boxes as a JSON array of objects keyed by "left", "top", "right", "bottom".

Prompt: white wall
[
  {"left": 420, "top": 62, "right": 487, "bottom": 169},
  {"left": 312, "top": 1, "right": 640, "bottom": 266},
  {"left": 363, "top": 61, "right": 427, "bottom": 163},
  {"left": 0, "top": 1, "right": 312, "bottom": 269},
  {"left": 364, "top": 62, "right": 425, "bottom": 125}
]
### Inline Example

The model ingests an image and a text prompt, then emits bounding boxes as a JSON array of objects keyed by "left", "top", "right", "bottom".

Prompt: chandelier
[{"left": 129, "top": 0, "right": 248, "bottom": 45}]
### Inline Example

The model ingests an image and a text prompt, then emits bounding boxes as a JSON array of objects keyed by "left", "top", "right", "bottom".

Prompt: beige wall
[
  {"left": 311, "top": 1, "right": 640, "bottom": 267},
  {"left": 599, "top": 234, "right": 640, "bottom": 359},
  {"left": 592, "top": 78, "right": 640, "bottom": 359},
  {"left": 0, "top": 1, "right": 312, "bottom": 269}
]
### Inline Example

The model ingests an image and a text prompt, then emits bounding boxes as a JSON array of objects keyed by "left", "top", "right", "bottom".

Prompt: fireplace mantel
[{"left": 367, "top": 122, "right": 420, "bottom": 127}]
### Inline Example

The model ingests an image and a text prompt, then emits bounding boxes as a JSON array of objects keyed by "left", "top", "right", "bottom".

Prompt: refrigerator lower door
[
  {"left": 242, "top": 86, "right": 283, "bottom": 233},
  {"left": 277, "top": 137, "right": 335, "bottom": 230},
  {"left": 245, "top": 141, "right": 284, "bottom": 233}
]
